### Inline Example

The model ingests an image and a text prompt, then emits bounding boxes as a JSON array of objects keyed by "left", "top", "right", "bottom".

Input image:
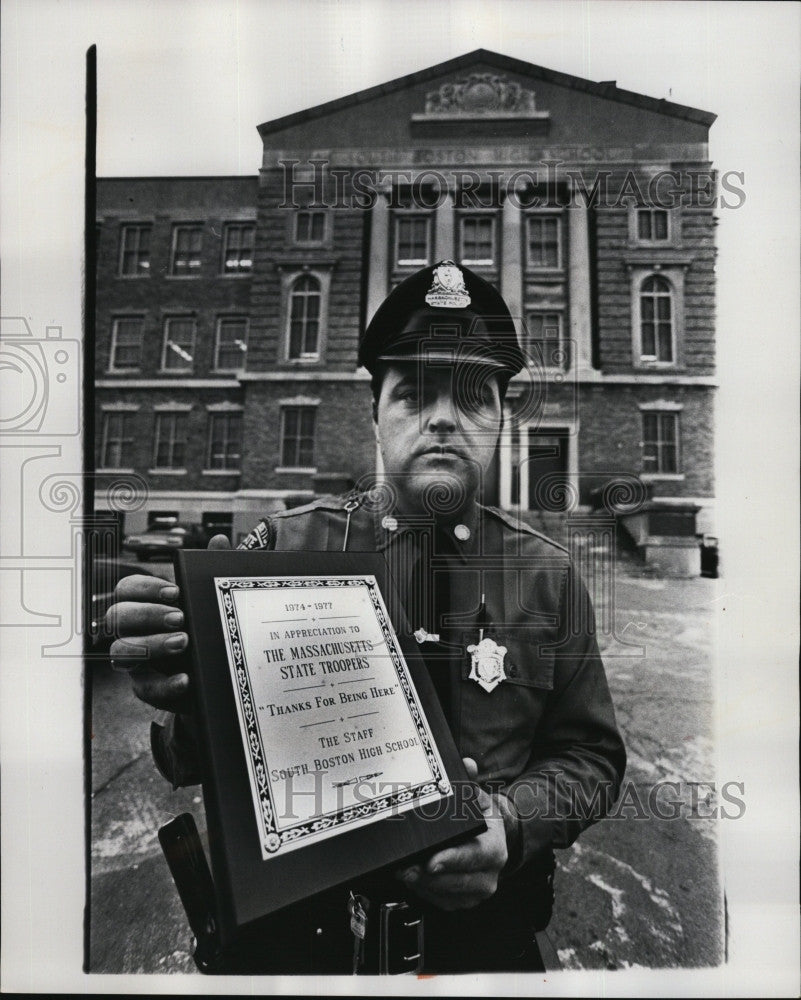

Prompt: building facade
[{"left": 94, "top": 50, "right": 717, "bottom": 547}]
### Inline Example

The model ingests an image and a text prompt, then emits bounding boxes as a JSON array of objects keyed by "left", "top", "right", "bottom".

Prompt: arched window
[
  {"left": 287, "top": 275, "right": 321, "bottom": 359},
  {"left": 639, "top": 275, "right": 673, "bottom": 363}
]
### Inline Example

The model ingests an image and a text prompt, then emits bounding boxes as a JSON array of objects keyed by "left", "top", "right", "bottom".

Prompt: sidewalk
[{"left": 89, "top": 561, "right": 723, "bottom": 973}]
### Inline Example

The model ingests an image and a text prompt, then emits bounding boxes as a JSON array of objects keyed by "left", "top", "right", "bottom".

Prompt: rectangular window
[
  {"left": 287, "top": 275, "right": 322, "bottom": 360},
  {"left": 642, "top": 412, "right": 680, "bottom": 474},
  {"left": 118, "top": 224, "right": 151, "bottom": 277},
  {"left": 215, "top": 317, "right": 248, "bottom": 370},
  {"left": 110, "top": 317, "right": 144, "bottom": 371},
  {"left": 294, "top": 210, "right": 326, "bottom": 244},
  {"left": 222, "top": 223, "right": 255, "bottom": 273},
  {"left": 639, "top": 275, "right": 674, "bottom": 363},
  {"left": 527, "top": 311, "right": 567, "bottom": 369},
  {"left": 100, "top": 412, "right": 134, "bottom": 468},
  {"left": 153, "top": 412, "right": 188, "bottom": 469},
  {"left": 395, "top": 214, "right": 431, "bottom": 266},
  {"left": 161, "top": 317, "right": 196, "bottom": 371},
  {"left": 170, "top": 225, "right": 203, "bottom": 276},
  {"left": 637, "top": 208, "right": 669, "bottom": 242},
  {"left": 280, "top": 406, "right": 316, "bottom": 468},
  {"left": 527, "top": 216, "right": 561, "bottom": 269},
  {"left": 207, "top": 412, "right": 243, "bottom": 471},
  {"left": 460, "top": 215, "right": 495, "bottom": 265}
]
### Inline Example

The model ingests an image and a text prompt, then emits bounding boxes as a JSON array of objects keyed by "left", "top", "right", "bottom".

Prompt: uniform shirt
[{"left": 153, "top": 494, "right": 626, "bottom": 871}]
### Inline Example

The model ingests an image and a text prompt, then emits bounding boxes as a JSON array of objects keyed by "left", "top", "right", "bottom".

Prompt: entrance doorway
[{"left": 511, "top": 428, "right": 570, "bottom": 511}]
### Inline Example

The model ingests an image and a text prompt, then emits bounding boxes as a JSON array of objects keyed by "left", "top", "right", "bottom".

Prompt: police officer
[{"left": 108, "top": 261, "right": 625, "bottom": 975}]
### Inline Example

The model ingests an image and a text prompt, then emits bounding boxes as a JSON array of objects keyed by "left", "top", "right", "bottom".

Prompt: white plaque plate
[{"left": 214, "top": 574, "right": 451, "bottom": 859}]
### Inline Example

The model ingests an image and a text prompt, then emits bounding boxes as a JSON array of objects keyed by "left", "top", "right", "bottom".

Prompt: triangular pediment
[{"left": 257, "top": 49, "right": 714, "bottom": 152}]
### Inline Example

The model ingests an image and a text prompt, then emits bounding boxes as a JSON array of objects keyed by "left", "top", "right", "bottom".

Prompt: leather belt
[{"left": 349, "top": 892, "right": 425, "bottom": 975}]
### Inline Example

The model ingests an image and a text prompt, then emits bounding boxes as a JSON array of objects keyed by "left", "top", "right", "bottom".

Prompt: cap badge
[{"left": 425, "top": 262, "right": 471, "bottom": 309}]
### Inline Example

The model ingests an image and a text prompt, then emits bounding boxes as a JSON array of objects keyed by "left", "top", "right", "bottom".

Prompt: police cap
[{"left": 359, "top": 261, "right": 524, "bottom": 381}]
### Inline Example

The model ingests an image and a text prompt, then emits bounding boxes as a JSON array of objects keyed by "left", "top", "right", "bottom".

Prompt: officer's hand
[
  {"left": 106, "top": 533, "right": 232, "bottom": 712},
  {"left": 396, "top": 757, "right": 515, "bottom": 911}
]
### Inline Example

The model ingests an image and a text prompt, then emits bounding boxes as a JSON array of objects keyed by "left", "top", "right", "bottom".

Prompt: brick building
[{"left": 94, "top": 50, "right": 717, "bottom": 549}]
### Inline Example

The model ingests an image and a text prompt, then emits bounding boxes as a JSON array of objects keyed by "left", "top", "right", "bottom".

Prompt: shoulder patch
[
  {"left": 237, "top": 518, "right": 274, "bottom": 551},
  {"left": 481, "top": 505, "right": 570, "bottom": 554}
]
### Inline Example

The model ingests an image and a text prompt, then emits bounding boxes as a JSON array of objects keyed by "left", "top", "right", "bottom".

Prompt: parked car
[{"left": 122, "top": 520, "right": 210, "bottom": 561}]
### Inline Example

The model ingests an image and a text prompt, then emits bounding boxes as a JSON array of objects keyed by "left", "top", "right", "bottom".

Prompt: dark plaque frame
[{"left": 175, "top": 548, "right": 485, "bottom": 946}]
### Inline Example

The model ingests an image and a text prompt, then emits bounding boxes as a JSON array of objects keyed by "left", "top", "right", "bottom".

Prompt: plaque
[{"left": 175, "top": 549, "right": 485, "bottom": 946}]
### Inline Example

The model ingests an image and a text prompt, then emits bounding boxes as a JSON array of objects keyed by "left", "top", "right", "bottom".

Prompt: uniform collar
[{"left": 371, "top": 498, "right": 483, "bottom": 561}]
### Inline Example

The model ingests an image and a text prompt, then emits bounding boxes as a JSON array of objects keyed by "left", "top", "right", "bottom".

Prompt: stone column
[
  {"left": 501, "top": 187, "right": 523, "bottom": 341},
  {"left": 434, "top": 187, "right": 455, "bottom": 262},
  {"left": 365, "top": 189, "right": 390, "bottom": 326},
  {"left": 568, "top": 202, "right": 593, "bottom": 374}
]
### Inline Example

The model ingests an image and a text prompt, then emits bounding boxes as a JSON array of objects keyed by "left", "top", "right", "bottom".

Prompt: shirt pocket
[
  {"left": 455, "top": 630, "right": 554, "bottom": 772},
  {"left": 458, "top": 630, "right": 555, "bottom": 692}
]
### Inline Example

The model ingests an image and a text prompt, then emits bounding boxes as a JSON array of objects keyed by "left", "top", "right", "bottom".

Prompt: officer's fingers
[
  {"left": 417, "top": 870, "right": 498, "bottom": 897},
  {"left": 208, "top": 533, "right": 232, "bottom": 550},
  {"left": 407, "top": 875, "right": 494, "bottom": 911},
  {"left": 426, "top": 826, "right": 506, "bottom": 874},
  {"left": 424, "top": 839, "right": 487, "bottom": 874},
  {"left": 110, "top": 631, "right": 188, "bottom": 666},
  {"left": 129, "top": 666, "right": 191, "bottom": 712},
  {"left": 114, "top": 574, "right": 180, "bottom": 604},
  {"left": 460, "top": 757, "right": 495, "bottom": 816},
  {"left": 462, "top": 756, "right": 479, "bottom": 780},
  {"left": 106, "top": 601, "right": 184, "bottom": 638}
]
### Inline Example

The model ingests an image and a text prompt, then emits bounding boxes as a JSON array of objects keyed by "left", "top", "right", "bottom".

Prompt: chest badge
[
  {"left": 467, "top": 636, "right": 508, "bottom": 693},
  {"left": 467, "top": 594, "right": 507, "bottom": 692}
]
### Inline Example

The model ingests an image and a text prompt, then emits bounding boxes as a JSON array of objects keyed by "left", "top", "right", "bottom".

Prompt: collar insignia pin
[
  {"left": 425, "top": 262, "right": 471, "bottom": 309},
  {"left": 414, "top": 627, "right": 440, "bottom": 644}
]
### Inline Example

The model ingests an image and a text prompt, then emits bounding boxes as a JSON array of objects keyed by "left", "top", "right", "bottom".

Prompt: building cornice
[
  {"left": 237, "top": 371, "right": 371, "bottom": 382},
  {"left": 96, "top": 371, "right": 715, "bottom": 389},
  {"left": 95, "top": 379, "right": 241, "bottom": 389}
]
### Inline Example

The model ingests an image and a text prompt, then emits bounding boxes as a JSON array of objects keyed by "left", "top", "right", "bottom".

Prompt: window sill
[
  {"left": 158, "top": 369, "right": 195, "bottom": 376},
  {"left": 96, "top": 467, "right": 136, "bottom": 474},
  {"left": 274, "top": 466, "right": 317, "bottom": 475},
  {"left": 220, "top": 272, "right": 253, "bottom": 278},
  {"left": 640, "top": 473, "right": 685, "bottom": 482},
  {"left": 631, "top": 240, "right": 679, "bottom": 249},
  {"left": 107, "top": 368, "right": 142, "bottom": 376},
  {"left": 165, "top": 274, "right": 202, "bottom": 280},
  {"left": 116, "top": 274, "right": 151, "bottom": 280},
  {"left": 202, "top": 469, "right": 241, "bottom": 476},
  {"left": 148, "top": 468, "right": 188, "bottom": 476}
]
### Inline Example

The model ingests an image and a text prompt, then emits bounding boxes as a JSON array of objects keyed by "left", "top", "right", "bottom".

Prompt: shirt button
[
  {"left": 454, "top": 524, "right": 471, "bottom": 542},
  {"left": 508, "top": 665, "right": 518, "bottom": 677},
  {"left": 381, "top": 515, "right": 398, "bottom": 532}
]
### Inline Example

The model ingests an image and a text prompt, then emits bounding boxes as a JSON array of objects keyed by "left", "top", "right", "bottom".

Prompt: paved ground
[{"left": 88, "top": 554, "right": 723, "bottom": 974}]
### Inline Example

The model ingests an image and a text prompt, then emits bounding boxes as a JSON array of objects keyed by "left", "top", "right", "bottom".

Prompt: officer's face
[{"left": 374, "top": 362, "right": 502, "bottom": 515}]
